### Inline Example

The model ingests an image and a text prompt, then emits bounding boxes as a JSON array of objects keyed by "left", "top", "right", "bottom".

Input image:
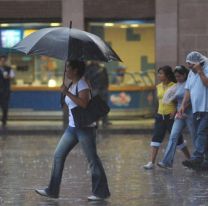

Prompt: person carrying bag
[
  {"left": 35, "top": 60, "right": 110, "bottom": 201},
  {"left": 71, "top": 82, "right": 110, "bottom": 127}
]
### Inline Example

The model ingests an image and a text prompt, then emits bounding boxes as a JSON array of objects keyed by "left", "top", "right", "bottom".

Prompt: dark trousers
[
  {"left": 0, "top": 93, "right": 10, "bottom": 126},
  {"left": 151, "top": 114, "right": 184, "bottom": 147}
]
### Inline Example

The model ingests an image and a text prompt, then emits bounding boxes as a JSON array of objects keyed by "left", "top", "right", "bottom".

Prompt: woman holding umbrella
[{"left": 35, "top": 60, "right": 110, "bottom": 201}]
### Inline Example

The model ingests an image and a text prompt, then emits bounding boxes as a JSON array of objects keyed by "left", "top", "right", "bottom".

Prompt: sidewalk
[
  {"left": 0, "top": 118, "right": 154, "bottom": 135},
  {"left": 0, "top": 110, "right": 154, "bottom": 135},
  {"left": 0, "top": 130, "right": 202, "bottom": 205}
]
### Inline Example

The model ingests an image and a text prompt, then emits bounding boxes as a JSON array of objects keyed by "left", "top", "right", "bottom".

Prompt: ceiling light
[
  {"left": 50, "top": 23, "right": 61, "bottom": 27},
  {"left": 104, "top": 23, "right": 114, "bottom": 27},
  {"left": 1, "top": 23, "right": 9, "bottom": 27},
  {"left": 120, "top": 25, "right": 128, "bottom": 28},
  {"left": 130, "top": 24, "right": 139, "bottom": 28}
]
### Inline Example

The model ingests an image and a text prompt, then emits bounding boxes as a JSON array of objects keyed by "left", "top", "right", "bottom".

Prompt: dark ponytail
[
  {"left": 158, "top": 65, "right": 176, "bottom": 83},
  {"left": 174, "top": 65, "right": 189, "bottom": 80},
  {"left": 69, "top": 60, "right": 86, "bottom": 78}
]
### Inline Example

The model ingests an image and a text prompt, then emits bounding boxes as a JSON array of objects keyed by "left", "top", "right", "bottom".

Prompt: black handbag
[{"left": 71, "top": 84, "right": 110, "bottom": 127}]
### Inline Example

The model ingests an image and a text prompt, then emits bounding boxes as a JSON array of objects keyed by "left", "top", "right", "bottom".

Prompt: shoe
[
  {"left": 143, "top": 162, "right": 154, "bottom": 170},
  {"left": 200, "top": 161, "right": 208, "bottom": 171},
  {"left": 2, "top": 121, "right": 6, "bottom": 127},
  {"left": 1, "top": 124, "right": 7, "bottom": 131},
  {"left": 102, "top": 121, "right": 112, "bottom": 128},
  {"left": 35, "top": 188, "right": 59, "bottom": 198},
  {"left": 88, "top": 195, "right": 104, "bottom": 201},
  {"left": 157, "top": 162, "right": 172, "bottom": 169},
  {"left": 182, "top": 159, "right": 202, "bottom": 169}
]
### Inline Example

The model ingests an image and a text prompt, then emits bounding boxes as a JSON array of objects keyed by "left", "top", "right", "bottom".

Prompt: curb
[{"left": 0, "top": 128, "right": 153, "bottom": 136}]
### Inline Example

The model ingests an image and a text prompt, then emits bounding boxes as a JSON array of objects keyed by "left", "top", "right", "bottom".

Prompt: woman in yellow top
[{"left": 144, "top": 65, "right": 190, "bottom": 169}]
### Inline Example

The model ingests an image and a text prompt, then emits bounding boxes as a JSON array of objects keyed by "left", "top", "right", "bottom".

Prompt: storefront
[
  {"left": 0, "top": 20, "right": 155, "bottom": 116},
  {"left": 87, "top": 20, "right": 156, "bottom": 116},
  {"left": 0, "top": 22, "right": 64, "bottom": 87},
  {"left": 87, "top": 20, "right": 155, "bottom": 85},
  {"left": 0, "top": 0, "right": 206, "bottom": 119}
]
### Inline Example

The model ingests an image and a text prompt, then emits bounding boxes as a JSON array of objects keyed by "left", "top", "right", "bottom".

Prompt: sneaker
[
  {"left": 200, "top": 160, "right": 208, "bottom": 171},
  {"left": 2, "top": 121, "right": 6, "bottom": 127},
  {"left": 35, "top": 188, "right": 59, "bottom": 199},
  {"left": 157, "top": 162, "right": 172, "bottom": 169},
  {"left": 102, "top": 122, "right": 112, "bottom": 128},
  {"left": 182, "top": 158, "right": 203, "bottom": 169},
  {"left": 143, "top": 162, "right": 154, "bottom": 170},
  {"left": 88, "top": 195, "right": 104, "bottom": 201},
  {"left": 1, "top": 124, "right": 7, "bottom": 131}
]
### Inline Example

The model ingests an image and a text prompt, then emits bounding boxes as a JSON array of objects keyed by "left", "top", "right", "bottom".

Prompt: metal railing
[{"left": 109, "top": 70, "right": 155, "bottom": 86}]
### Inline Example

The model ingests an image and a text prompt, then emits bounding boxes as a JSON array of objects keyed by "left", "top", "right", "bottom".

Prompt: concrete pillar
[
  {"left": 155, "top": 0, "right": 178, "bottom": 69},
  {"left": 62, "top": 0, "right": 84, "bottom": 29}
]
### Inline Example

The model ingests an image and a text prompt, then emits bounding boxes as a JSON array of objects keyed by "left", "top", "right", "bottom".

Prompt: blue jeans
[
  {"left": 161, "top": 111, "right": 194, "bottom": 167},
  {"left": 192, "top": 112, "right": 208, "bottom": 160},
  {"left": 47, "top": 126, "right": 110, "bottom": 198}
]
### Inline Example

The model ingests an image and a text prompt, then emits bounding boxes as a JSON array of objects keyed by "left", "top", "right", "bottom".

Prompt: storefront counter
[
  {"left": 108, "top": 85, "right": 155, "bottom": 115},
  {"left": 10, "top": 85, "right": 156, "bottom": 115},
  {"left": 11, "top": 86, "right": 61, "bottom": 110},
  {"left": 12, "top": 86, "right": 60, "bottom": 91}
]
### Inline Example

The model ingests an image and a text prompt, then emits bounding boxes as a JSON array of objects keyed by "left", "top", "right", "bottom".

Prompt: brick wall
[
  {"left": 84, "top": 0, "right": 155, "bottom": 19},
  {"left": 0, "top": 0, "right": 155, "bottom": 22},
  {"left": 178, "top": 0, "right": 208, "bottom": 64},
  {"left": 0, "top": 0, "right": 61, "bottom": 22},
  {"left": 155, "top": 0, "right": 178, "bottom": 68}
]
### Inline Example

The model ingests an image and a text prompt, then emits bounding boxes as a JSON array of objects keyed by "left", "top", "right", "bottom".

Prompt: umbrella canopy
[{"left": 13, "top": 27, "right": 121, "bottom": 62}]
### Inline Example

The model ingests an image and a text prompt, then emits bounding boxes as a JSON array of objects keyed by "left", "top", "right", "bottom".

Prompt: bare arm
[
  {"left": 178, "top": 90, "right": 190, "bottom": 114},
  {"left": 153, "top": 88, "right": 158, "bottom": 114},
  {"left": 61, "top": 85, "right": 90, "bottom": 108}
]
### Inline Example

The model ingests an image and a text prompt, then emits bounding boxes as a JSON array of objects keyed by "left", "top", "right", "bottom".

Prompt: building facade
[
  {"left": 0, "top": 0, "right": 206, "bottom": 113},
  {"left": 0, "top": 0, "right": 155, "bottom": 87}
]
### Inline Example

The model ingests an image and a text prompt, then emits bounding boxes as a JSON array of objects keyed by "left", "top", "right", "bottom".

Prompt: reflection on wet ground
[{"left": 0, "top": 132, "right": 208, "bottom": 206}]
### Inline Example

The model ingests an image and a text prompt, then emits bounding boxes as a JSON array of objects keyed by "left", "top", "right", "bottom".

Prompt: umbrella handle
[
  {"left": 62, "top": 62, "right": 67, "bottom": 87},
  {"left": 64, "top": 21, "right": 71, "bottom": 86},
  {"left": 68, "top": 21, "right": 72, "bottom": 59}
]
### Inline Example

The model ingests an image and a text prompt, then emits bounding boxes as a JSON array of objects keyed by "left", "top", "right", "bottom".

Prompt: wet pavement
[
  {"left": 0, "top": 118, "right": 154, "bottom": 135},
  {"left": 0, "top": 133, "right": 208, "bottom": 206}
]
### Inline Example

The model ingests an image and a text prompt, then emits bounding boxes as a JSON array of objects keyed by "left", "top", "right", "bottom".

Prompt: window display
[
  {"left": 0, "top": 21, "right": 155, "bottom": 88},
  {"left": 1, "top": 29, "right": 22, "bottom": 48},
  {"left": 23, "top": 29, "right": 37, "bottom": 38},
  {"left": 88, "top": 20, "right": 155, "bottom": 86},
  {"left": 0, "top": 22, "right": 63, "bottom": 87}
]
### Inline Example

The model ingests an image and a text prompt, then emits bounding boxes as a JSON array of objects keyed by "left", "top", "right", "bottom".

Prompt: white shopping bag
[{"left": 162, "top": 84, "right": 177, "bottom": 104}]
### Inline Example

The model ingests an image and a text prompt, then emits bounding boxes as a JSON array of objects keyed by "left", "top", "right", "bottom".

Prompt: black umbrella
[{"left": 13, "top": 27, "right": 121, "bottom": 62}]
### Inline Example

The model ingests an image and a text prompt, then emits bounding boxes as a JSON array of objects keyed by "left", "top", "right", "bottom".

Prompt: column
[
  {"left": 62, "top": 0, "right": 84, "bottom": 29},
  {"left": 155, "top": 0, "right": 178, "bottom": 68}
]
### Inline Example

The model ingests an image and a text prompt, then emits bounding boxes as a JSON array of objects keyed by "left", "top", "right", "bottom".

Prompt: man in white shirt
[{"left": 180, "top": 51, "right": 208, "bottom": 169}]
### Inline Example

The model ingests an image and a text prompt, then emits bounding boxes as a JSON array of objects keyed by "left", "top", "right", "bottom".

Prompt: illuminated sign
[
  {"left": 1, "top": 29, "right": 22, "bottom": 48},
  {"left": 23, "top": 29, "right": 37, "bottom": 38}
]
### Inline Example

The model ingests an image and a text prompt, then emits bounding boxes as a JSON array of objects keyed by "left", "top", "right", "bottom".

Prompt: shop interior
[{"left": 0, "top": 20, "right": 155, "bottom": 88}]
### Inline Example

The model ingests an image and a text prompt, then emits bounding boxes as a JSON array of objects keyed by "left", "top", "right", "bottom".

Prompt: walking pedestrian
[
  {"left": 84, "top": 61, "right": 110, "bottom": 127},
  {"left": 157, "top": 65, "right": 192, "bottom": 169},
  {"left": 180, "top": 51, "right": 208, "bottom": 169},
  {"left": 0, "top": 54, "right": 15, "bottom": 128},
  {"left": 143, "top": 65, "right": 189, "bottom": 170},
  {"left": 35, "top": 60, "right": 110, "bottom": 201}
]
